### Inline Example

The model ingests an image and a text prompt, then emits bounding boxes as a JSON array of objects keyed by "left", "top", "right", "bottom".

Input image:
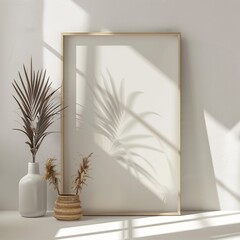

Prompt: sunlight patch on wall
[
  {"left": 204, "top": 110, "right": 228, "bottom": 167},
  {"left": 204, "top": 110, "right": 240, "bottom": 209},
  {"left": 43, "top": 0, "right": 90, "bottom": 46},
  {"left": 42, "top": 0, "right": 90, "bottom": 89}
]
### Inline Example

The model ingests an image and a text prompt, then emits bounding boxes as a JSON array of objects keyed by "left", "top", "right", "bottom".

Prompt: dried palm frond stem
[
  {"left": 12, "top": 59, "right": 64, "bottom": 162},
  {"left": 44, "top": 158, "right": 60, "bottom": 195},
  {"left": 73, "top": 153, "right": 93, "bottom": 195}
]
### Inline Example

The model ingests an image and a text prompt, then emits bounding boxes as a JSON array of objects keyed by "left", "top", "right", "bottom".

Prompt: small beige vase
[{"left": 54, "top": 194, "right": 82, "bottom": 221}]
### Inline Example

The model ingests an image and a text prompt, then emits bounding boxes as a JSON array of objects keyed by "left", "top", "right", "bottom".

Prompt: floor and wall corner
[{"left": 1, "top": 0, "right": 240, "bottom": 239}]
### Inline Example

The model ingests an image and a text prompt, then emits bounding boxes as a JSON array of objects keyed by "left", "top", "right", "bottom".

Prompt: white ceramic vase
[{"left": 19, "top": 162, "right": 47, "bottom": 217}]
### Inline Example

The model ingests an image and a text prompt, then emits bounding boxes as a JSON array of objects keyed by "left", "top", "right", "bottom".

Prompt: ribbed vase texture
[
  {"left": 19, "top": 162, "right": 47, "bottom": 217},
  {"left": 54, "top": 194, "right": 82, "bottom": 221}
]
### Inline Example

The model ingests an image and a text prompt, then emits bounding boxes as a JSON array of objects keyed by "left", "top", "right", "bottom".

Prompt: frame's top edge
[{"left": 62, "top": 32, "right": 181, "bottom": 37}]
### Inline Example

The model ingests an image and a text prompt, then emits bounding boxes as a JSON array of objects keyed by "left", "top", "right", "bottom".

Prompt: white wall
[{"left": 1, "top": 0, "right": 240, "bottom": 210}]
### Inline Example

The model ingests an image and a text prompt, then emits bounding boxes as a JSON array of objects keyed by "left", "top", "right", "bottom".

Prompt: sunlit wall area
[
  {"left": 1, "top": 0, "right": 240, "bottom": 210},
  {"left": 204, "top": 111, "right": 240, "bottom": 210}
]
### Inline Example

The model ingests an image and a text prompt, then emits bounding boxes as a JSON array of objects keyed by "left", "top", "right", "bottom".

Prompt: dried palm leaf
[{"left": 12, "top": 59, "right": 64, "bottom": 162}]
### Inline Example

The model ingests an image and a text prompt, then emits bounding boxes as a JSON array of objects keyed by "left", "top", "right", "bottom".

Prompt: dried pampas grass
[
  {"left": 44, "top": 158, "right": 60, "bottom": 195},
  {"left": 73, "top": 153, "right": 93, "bottom": 195},
  {"left": 44, "top": 153, "right": 93, "bottom": 195}
]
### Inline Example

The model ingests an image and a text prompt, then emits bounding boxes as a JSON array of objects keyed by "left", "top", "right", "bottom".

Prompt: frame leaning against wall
[{"left": 61, "top": 32, "right": 181, "bottom": 215}]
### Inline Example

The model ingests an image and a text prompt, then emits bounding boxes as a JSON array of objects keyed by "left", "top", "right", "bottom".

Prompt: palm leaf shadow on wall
[{"left": 81, "top": 70, "right": 172, "bottom": 203}]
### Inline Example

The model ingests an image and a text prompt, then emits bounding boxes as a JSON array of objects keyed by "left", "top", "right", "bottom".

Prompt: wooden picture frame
[{"left": 62, "top": 32, "right": 181, "bottom": 215}]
